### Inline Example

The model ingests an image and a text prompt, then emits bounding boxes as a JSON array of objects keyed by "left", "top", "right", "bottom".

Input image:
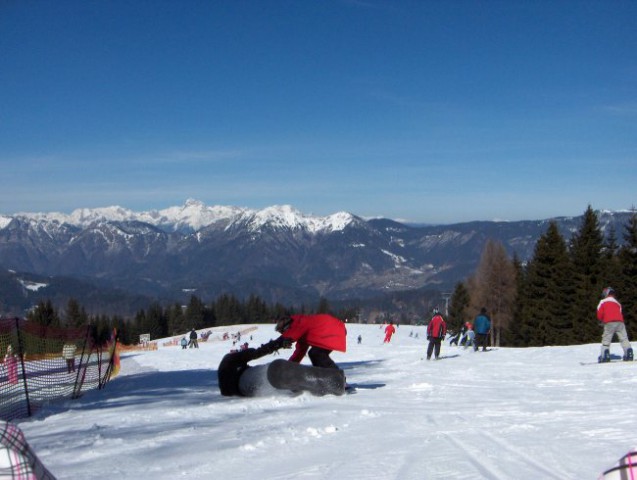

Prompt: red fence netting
[{"left": 0, "top": 317, "right": 119, "bottom": 422}]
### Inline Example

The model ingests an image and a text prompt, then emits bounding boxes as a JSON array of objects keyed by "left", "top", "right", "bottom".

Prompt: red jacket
[
  {"left": 282, "top": 314, "right": 347, "bottom": 363},
  {"left": 384, "top": 324, "right": 396, "bottom": 336},
  {"left": 597, "top": 297, "right": 624, "bottom": 323},
  {"left": 427, "top": 314, "right": 447, "bottom": 339}
]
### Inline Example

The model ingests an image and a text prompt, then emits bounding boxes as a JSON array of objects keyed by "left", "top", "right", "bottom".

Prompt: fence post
[{"left": 14, "top": 317, "right": 32, "bottom": 418}]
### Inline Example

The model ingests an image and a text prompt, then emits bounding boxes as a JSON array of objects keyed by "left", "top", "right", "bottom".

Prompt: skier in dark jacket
[
  {"left": 473, "top": 308, "right": 491, "bottom": 352},
  {"left": 426, "top": 308, "right": 447, "bottom": 360}
]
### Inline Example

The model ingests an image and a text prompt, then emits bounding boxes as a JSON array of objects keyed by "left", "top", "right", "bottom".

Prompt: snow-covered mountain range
[
  {"left": 5, "top": 199, "right": 356, "bottom": 234},
  {"left": 0, "top": 200, "right": 633, "bottom": 316}
]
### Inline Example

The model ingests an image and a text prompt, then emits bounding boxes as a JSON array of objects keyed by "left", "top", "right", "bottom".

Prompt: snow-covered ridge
[{"left": 9, "top": 199, "right": 355, "bottom": 233}]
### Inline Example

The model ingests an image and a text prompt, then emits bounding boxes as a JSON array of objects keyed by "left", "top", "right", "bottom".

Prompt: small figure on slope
[
  {"left": 384, "top": 321, "right": 396, "bottom": 343},
  {"left": 62, "top": 342, "right": 77, "bottom": 373},
  {"left": 597, "top": 287, "right": 633, "bottom": 363},
  {"left": 460, "top": 322, "right": 475, "bottom": 348},
  {"left": 3, "top": 345, "right": 18, "bottom": 385},
  {"left": 473, "top": 308, "right": 491, "bottom": 352},
  {"left": 426, "top": 308, "right": 447, "bottom": 360},
  {"left": 188, "top": 328, "right": 199, "bottom": 349}
]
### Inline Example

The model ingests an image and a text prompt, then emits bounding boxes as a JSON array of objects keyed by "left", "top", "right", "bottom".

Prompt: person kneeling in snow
[{"left": 217, "top": 337, "right": 346, "bottom": 397}]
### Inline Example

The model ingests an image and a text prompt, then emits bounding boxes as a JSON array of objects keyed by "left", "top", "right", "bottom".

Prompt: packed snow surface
[{"left": 17, "top": 323, "right": 637, "bottom": 479}]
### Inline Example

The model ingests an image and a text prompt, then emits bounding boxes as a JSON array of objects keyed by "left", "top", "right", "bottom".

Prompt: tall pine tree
[
  {"left": 569, "top": 206, "right": 605, "bottom": 343},
  {"left": 518, "top": 222, "right": 574, "bottom": 346},
  {"left": 618, "top": 210, "right": 637, "bottom": 339},
  {"left": 448, "top": 282, "right": 470, "bottom": 332}
]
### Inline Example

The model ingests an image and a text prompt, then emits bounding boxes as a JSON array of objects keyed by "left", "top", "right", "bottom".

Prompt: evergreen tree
[
  {"left": 145, "top": 302, "right": 168, "bottom": 339},
  {"left": 569, "top": 206, "right": 605, "bottom": 343},
  {"left": 518, "top": 222, "right": 574, "bottom": 346},
  {"left": 245, "top": 294, "right": 268, "bottom": 323},
  {"left": 65, "top": 298, "right": 88, "bottom": 327},
  {"left": 508, "top": 254, "right": 531, "bottom": 346},
  {"left": 213, "top": 294, "right": 243, "bottom": 325},
  {"left": 317, "top": 297, "right": 330, "bottom": 314},
  {"left": 110, "top": 315, "right": 131, "bottom": 345},
  {"left": 618, "top": 210, "right": 637, "bottom": 339},
  {"left": 448, "top": 282, "right": 470, "bottom": 333},
  {"left": 185, "top": 295, "right": 206, "bottom": 330},
  {"left": 27, "top": 299, "right": 60, "bottom": 327},
  {"left": 602, "top": 224, "right": 622, "bottom": 291},
  {"left": 166, "top": 302, "right": 187, "bottom": 335}
]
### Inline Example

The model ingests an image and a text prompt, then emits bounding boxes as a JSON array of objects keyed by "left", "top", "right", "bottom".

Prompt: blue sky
[{"left": 1, "top": 1, "right": 636, "bottom": 224}]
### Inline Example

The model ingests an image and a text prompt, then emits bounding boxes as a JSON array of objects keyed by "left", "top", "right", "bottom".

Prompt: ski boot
[
  {"left": 623, "top": 348, "right": 633, "bottom": 362},
  {"left": 598, "top": 348, "right": 611, "bottom": 363}
]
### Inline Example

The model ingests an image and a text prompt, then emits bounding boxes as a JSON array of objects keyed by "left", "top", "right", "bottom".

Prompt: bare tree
[{"left": 469, "top": 239, "right": 517, "bottom": 347}]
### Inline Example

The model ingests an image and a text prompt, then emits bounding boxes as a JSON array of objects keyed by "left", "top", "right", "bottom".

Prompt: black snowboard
[{"left": 267, "top": 359, "right": 346, "bottom": 396}]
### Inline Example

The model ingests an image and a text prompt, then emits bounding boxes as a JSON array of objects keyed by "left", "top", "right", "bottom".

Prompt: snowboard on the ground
[
  {"left": 580, "top": 353, "right": 632, "bottom": 366},
  {"left": 580, "top": 360, "right": 633, "bottom": 366},
  {"left": 267, "top": 359, "right": 346, "bottom": 396},
  {"left": 345, "top": 382, "right": 386, "bottom": 394}
]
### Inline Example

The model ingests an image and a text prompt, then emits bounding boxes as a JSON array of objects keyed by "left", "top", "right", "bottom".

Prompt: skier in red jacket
[
  {"left": 597, "top": 287, "right": 633, "bottom": 362},
  {"left": 384, "top": 322, "right": 396, "bottom": 343},
  {"left": 426, "top": 308, "right": 447, "bottom": 360},
  {"left": 275, "top": 314, "right": 347, "bottom": 370}
]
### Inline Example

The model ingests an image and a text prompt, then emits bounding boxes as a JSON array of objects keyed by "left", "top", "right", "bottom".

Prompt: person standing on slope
[
  {"left": 597, "top": 287, "right": 633, "bottom": 363},
  {"left": 188, "top": 328, "right": 199, "bottom": 348},
  {"left": 426, "top": 308, "right": 447, "bottom": 360},
  {"left": 473, "top": 308, "right": 491, "bottom": 352},
  {"left": 274, "top": 314, "right": 347, "bottom": 370},
  {"left": 384, "top": 321, "right": 396, "bottom": 343}
]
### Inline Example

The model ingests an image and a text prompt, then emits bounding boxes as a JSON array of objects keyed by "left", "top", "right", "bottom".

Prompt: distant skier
[
  {"left": 188, "top": 328, "right": 199, "bottom": 349},
  {"left": 426, "top": 308, "right": 447, "bottom": 360},
  {"left": 473, "top": 308, "right": 491, "bottom": 352},
  {"left": 3, "top": 345, "right": 18, "bottom": 385},
  {"left": 384, "top": 322, "right": 396, "bottom": 343},
  {"left": 274, "top": 314, "right": 347, "bottom": 370},
  {"left": 597, "top": 287, "right": 633, "bottom": 363},
  {"left": 460, "top": 322, "right": 475, "bottom": 348}
]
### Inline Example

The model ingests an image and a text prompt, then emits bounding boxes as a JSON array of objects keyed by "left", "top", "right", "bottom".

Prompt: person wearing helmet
[
  {"left": 596, "top": 287, "right": 633, "bottom": 362},
  {"left": 473, "top": 308, "right": 491, "bottom": 352},
  {"left": 426, "top": 307, "right": 447, "bottom": 360},
  {"left": 274, "top": 314, "right": 347, "bottom": 370}
]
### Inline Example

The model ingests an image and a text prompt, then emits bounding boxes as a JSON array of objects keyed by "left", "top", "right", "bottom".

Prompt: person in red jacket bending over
[
  {"left": 426, "top": 307, "right": 447, "bottom": 360},
  {"left": 275, "top": 314, "right": 347, "bottom": 370},
  {"left": 597, "top": 287, "right": 633, "bottom": 363}
]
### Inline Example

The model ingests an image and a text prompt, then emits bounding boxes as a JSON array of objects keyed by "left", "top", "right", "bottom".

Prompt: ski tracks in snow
[{"left": 440, "top": 427, "right": 567, "bottom": 480}]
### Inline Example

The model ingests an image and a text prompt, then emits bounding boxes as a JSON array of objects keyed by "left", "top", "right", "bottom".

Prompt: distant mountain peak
[{"left": 6, "top": 200, "right": 357, "bottom": 234}]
